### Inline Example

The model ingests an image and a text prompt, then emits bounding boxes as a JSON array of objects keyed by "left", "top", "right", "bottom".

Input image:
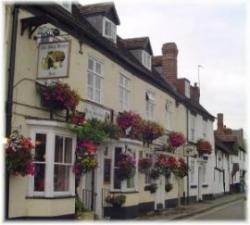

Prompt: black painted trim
[
  {"left": 190, "top": 185, "right": 197, "bottom": 189},
  {"left": 26, "top": 195, "right": 75, "bottom": 199},
  {"left": 8, "top": 214, "right": 76, "bottom": 220},
  {"left": 202, "top": 184, "right": 208, "bottom": 188}
]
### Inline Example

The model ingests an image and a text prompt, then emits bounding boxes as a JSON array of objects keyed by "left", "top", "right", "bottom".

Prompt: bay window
[
  {"left": 27, "top": 120, "right": 76, "bottom": 197},
  {"left": 87, "top": 57, "right": 103, "bottom": 103}
]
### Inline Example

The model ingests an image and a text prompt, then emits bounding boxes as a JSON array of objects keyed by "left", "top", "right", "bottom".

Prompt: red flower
[
  {"left": 167, "top": 132, "right": 186, "bottom": 148},
  {"left": 78, "top": 140, "right": 97, "bottom": 155},
  {"left": 197, "top": 139, "right": 212, "bottom": 155},
  {"left": 70, "top": 114, "right": 85, "bottom": 125}
]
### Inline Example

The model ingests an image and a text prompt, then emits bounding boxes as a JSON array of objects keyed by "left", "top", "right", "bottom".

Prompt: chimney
[
  {"left": 217, "top": 113, "right": 224, "bottom": 132},
  {"left": 162, "top": 42, "right": 178, "bottom": 84},
  {"left": 190, "top": 82, "right": 200, "bottom": 102}
]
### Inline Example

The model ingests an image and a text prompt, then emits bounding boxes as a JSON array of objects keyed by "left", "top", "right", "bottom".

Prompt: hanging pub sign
[{"left": 37, "top": 41, "right": 71, "bottom": 79}]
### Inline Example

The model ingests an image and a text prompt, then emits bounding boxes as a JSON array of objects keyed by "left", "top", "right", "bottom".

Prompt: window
[
  {"left": 28, "top": 121, "right": 76, "bottom": 197},
  {"left": 145, "top": 153, "right": 152, "bottom": 185},
  {"left": 119, "top": 75, "right": 129, "bottom": 110},
  {"left": 190, "top": 114, "right": 196, "bottom": 142},
  {"left": 202, "top": 165, "right": 206, "bottom": 183},
  {"left": 141, "top": 50, "right": 152, "bottom": 70},
  {"left": 145, "top": 91, "right": 155, "bottom": 120},
  {"left": 165, "top": 101, "right": 173, "bottom": 130},
  {"left": 54, "top": 136, "right": 73, "bottom": 192},
  {"left": 103, "top": 17, "right": 116, "bottom": 43},
  {"left": 202, "top": 120, "right": 207, "bottom": 138},
  {"left": 185, "top": 81, "right": 190, "bottom": 98},
  {"left": 87, "top": 57, "right": 103, "bottom": 103},
  {"left": 190, "top": 160, "right": 195, "bottom": 184},
  {"left": 113, "top": 147, "right": 122, "bottom": 189}
]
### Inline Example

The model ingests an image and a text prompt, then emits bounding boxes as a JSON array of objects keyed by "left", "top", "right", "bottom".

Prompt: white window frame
[
  {"left": 145, "top": 90, "right": 155, "bottom": 120},
  {"left": 27, "top": 121, "right": 76, "bottom": 197},
  {"left": 165, "top": 100, "right": 173, "bottom": 131},
  {"left": 202, "top": 120, "right": 207, "bottom": 138},
  {"left": 185, "top": 81, "right": 190, "bottom": 98},
  {"left": 102, "top": 17, "right": 117, "bottom": 43},
  {"left": 190, "top": 114, "right": 196, "bottom": 142},
  {"left": 119, "top": 74, "right": 130, "bottom": 111},
  {"left": 110, "top": 144, "right": 139, "bottom": 192},
  {"left": 190, "top": 159, "right": 195, "bottom": 184},
  {"left": 141, "top": 50, "right": 152, "bottom": 70},
  {"left": 87, "top": 56, "right": 103, "bottom": 104}
]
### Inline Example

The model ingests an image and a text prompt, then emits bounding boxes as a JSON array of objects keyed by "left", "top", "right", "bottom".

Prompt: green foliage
[{"left": 75, "top": 196, "right": 90, "bottom": 215}]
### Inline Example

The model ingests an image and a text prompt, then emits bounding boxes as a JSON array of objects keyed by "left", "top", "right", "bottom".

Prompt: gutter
[{"left": 5, "top": 5, "right": 19, "bottom": 219}]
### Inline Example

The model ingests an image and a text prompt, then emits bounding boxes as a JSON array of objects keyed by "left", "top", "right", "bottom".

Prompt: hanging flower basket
[
  {"left": 105, "top": 194, "right": 126, "bottom": 207},
  {"left": 144, "top": 183, "right": 158, "bottom": 193},
  {"left": 149, "top": 167, "right": 161, "bottom": 180},
  {"left": 5, "top": 131, "right": 35, "bottom": 176},
  {"left": 117, "top": 153, "right": 136, "bottom": 180},
  {"left": 167, "top": 131, "right": 186, "bottom": 149},
  {"left": 165, "top": 183, "right": 173, "bottom": 192},
  {"left": 173, "top": 158, "right": 188, "bottom": 178},
  {"left": 139, "top": 158, "right": 152, "bottom": 174},
  {"left": 70, "top": 112, "right": 86, "bottom": 126},
  {"left": 37, "top": 81, "right": 80, "bottom": 111},
  {"left": 142, "top": 121, "right": 164, "bottom": 145},
  {"left": 197, "top": 139, "right": 212, "bottom": 155},
  {"left": 116, "top": 111, "right": 143, "bottom": 140}
]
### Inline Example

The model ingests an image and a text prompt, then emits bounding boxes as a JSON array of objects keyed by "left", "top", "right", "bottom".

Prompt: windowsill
[
  {"left": 26, "top": 195, "right": 75, "bottom": 200},
  {"left": 109, "top": 190, "right": 139, "bottom": 194}
]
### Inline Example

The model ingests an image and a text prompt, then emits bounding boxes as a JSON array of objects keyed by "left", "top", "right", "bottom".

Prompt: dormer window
[
  {"left": 142, "top": 50, "right": 152, "bottom": 70},
  {"left": 184, "top": 80, "right": 190, "bottom": 98},
  {"left": 103, "top": 17, "right": 117, "bottom": 43}
]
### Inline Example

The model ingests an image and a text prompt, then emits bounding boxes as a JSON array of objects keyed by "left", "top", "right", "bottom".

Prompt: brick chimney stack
[
  {"left": 217, "top": 113, "right": 224, "bottom": 132},
  {"left": 190, "top": 82, "right": 200, "bottom": 102},
  {"left": 162, "top": 42, "right": 178, "bottom": 84}
]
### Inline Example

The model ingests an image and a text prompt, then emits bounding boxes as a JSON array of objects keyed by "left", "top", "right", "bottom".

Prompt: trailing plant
[
  {"left": 167, "top": 131, "right": 186, "bottom": 149},
  {"left": 144, "top": 183, "right": 158, "bottom": 193},
  {"left": 5, "top": 131, "right": 35, "bottom": 176},
  {"left": 165, "top": 183, "right": 173, "bottom": 192},
  {"left": 117, "top": 153, "right": 136, "bottom": 180},
  {"left": 196, "top": 139, "right": 212, "bottom": 155},
  {"left": 142, "top": 121, "right": 164, "bottom": 145},
  {"left": 149, "top": 167, "right": 161, "bottom": 180},
  {"left": 37, "top": 81, "right": 80, "bottom": 111},
  {"left": 116, "top": 111, "right": 143, "bottom": 140},
  {"left": 139, "top": 158, "right": 153, "bottom": 174},
  {"left": 173, "top": 158, "right": 188, "bottom": 178},
  {"left": 73, "top": 155, "right": 98, "bottom": 176},
  {"left": 105, "top": 194, "right": 126, "bottom": 207}
]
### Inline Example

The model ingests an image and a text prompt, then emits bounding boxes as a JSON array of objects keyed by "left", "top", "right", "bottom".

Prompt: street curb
[{"left": 171, "top": 196, "right": 245, "bottom": 220}]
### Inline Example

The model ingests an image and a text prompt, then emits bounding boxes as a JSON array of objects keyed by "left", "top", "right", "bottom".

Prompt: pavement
[{"left": 137, "top": 193, "right": 246, "bottom": 220}]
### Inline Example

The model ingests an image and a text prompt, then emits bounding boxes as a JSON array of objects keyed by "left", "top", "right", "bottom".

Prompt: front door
[{"left": 155, "top": 175, "right": 165, "bottom": 210}]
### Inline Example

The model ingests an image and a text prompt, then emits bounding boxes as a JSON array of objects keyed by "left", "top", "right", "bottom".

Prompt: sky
[{"left": 79, "top": 0, "right": 248, "bottom": 133}]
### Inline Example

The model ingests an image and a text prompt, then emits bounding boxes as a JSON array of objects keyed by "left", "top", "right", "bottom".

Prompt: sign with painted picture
[{"left": 37, "top": 41, "right": 70, "bottom": 78}]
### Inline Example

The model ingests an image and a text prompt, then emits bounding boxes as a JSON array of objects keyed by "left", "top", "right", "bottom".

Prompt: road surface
[{"left": 187, "top": 199, "right": 246, "bottom": 220}]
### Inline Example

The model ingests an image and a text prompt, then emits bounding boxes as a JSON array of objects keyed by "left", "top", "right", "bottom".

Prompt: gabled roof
[
  {"left": 215, "top": 137, "right": 231, "bottom": 154},
  {"left": 77, "top": 2, "right": 120, "bottom": 25},
  {"left": 118, "top": 37, "right": 153, "bottom": 55}
]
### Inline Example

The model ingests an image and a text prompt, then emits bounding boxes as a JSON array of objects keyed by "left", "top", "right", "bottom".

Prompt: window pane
[
  {"left": 95, "top": 62, "right": 101, "bottom": 75},
  {"left": 104, "top": 159, "right": 111, "bottom": 184},
  {"left": 88, "top": 87, "right": 93, "bottom": 100},
  {"left": 114, "top": 169, "right": 121, "bottom": 189},
  {"left": 64, "top": 138, "right": 72, "bottom": 163},
  {"left": 105, "top": 21, "right": 111, "bottom": 36},
  {"left": 114, "top": 147, "right": 122, "bottom": 167},
  {"left": 34, "top": 163, "right": 45, "bottom": 192},
  {"left": 88, "top": 72, "right": 94, "bottom": 85},
  {"left": 55, "top": 136, "right": 63, "bottom": 163},
  {"left": 88, "top": 58, "right": 94, "bottom": 70},
  {"left": 95, "top": 76, "right": 101, "bottom": 89},
  {"left": 95, "top": 89, "right": 101, "bottom": 103},
  {"left": 54, "top": 165, "right": 70, "bottom": 192},
  {"left": 35, "top": 133, "right": 46, "bottom": 162},
  {"left": 127, "top": 177, "right": 135, "bottom": 188}
]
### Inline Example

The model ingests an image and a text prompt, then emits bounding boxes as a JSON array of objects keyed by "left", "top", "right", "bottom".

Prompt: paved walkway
[{"left": 137, "top": 193, "right": 246, "bottom": 220}]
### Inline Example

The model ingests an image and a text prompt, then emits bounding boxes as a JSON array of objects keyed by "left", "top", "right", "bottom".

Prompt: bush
[
  {"left": 144, "top": 183, "right": 158, "bottom": 193},
  {"left": 105, "top": 195, "right": 126, "bottom": 207}
]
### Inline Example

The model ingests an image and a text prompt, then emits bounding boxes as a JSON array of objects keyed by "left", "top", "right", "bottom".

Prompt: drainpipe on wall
[{"left": 5, "top": 5, "right": 19, "bottom": 219}]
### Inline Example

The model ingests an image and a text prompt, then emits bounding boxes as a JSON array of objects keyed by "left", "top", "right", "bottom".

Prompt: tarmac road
[{"left": 186, "top": 199, "right": 246, "bottom": 220}]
